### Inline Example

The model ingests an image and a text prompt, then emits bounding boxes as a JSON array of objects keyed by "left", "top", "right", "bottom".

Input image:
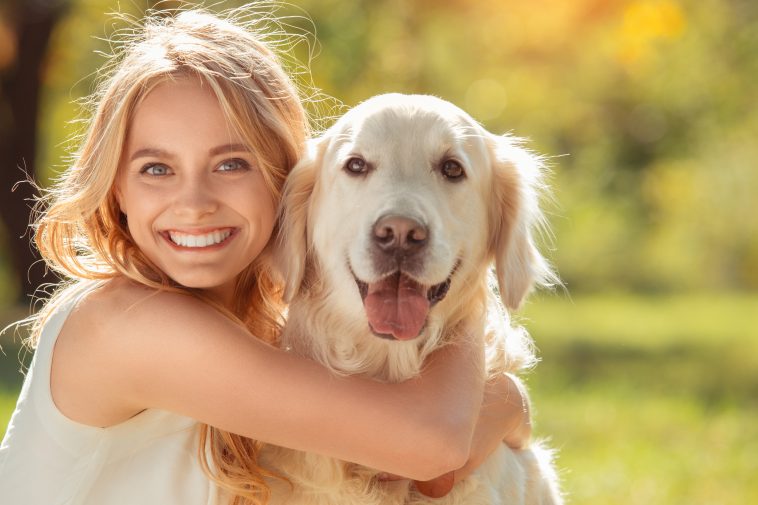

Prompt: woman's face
[{"left": 115, "top": 76, "right": 277, "bottom": 305}]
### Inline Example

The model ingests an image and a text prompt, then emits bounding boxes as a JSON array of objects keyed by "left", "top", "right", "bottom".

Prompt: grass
[
  {"left": 520, "top": 292, "right": 758, "bottom": 505},
  {"left": 1, "top": 292, "right": 757, "bottom": 503}
]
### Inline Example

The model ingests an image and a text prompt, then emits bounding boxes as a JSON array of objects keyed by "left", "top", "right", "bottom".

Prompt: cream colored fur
[{"left": 264, "top": 94, "right": 562, "bottom": 504}]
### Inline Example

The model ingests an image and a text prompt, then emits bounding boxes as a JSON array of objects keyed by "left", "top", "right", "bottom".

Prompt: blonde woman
[{"left": 0, "top": 7, "right": 531, "bottom": 505}]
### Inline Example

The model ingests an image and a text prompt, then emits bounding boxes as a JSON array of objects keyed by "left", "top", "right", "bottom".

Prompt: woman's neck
[{"left": 203, "top": 282, "right": 236, "bottom": 310}]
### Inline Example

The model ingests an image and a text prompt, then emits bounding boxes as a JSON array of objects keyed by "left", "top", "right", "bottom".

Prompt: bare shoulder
[
  {"left": 60, "top": 278, "right": 245, "bottom": 378},
  {"left": 52, "top": 278, "right": 236, "bottom": 426},
  {"left": 68, "top": 278, "right": 227, "bottom": 336},
  {"left": 74, "top": 277, "right": 195, "bottom": 316},
  {"left": 57, "top": 277, "right": 152, "bottom": 352}
]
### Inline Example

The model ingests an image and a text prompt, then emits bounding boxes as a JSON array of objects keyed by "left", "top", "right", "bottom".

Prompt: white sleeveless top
[{"left": 0, "top": 284, "right": 223, "bottom": 504}]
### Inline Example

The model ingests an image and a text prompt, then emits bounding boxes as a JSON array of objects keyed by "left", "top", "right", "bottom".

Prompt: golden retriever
[{"left": 264, "top": 94, "right": 562, "bottom": 504}]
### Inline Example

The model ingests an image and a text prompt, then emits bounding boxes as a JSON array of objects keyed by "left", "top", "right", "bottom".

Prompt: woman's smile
[{"left": 162, "top": 227, "right": 238, "bottom": 250}]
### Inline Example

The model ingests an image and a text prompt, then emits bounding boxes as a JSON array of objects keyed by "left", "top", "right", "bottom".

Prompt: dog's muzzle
[
  {"left": 351, "top": 261, "right": 459, "bottom": 341},
  {"left": 348, "top": 213, "right": 458, "bottom": 341}
]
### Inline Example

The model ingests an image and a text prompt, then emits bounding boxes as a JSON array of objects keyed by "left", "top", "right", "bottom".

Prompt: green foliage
[
  {"left": 0, "top": 305, "right": 31, "bottom": 434},
  {"left": 17, "top": 0, "right": 757, "bottom": 297}
]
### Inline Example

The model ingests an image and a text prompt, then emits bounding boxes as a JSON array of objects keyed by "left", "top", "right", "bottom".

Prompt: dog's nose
[{"left": 373, "top": 215, "right": 428, "bottom": 254}]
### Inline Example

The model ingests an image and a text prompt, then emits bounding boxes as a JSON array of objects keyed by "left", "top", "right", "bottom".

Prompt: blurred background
[{"left": 1, "top": 0, "right": 756, "bottom": 503}]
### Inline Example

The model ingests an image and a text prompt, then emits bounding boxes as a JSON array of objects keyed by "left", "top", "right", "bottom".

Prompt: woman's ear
[
  {"left": 488, "top": 134, "right": 557, "bottom": 311},
  {"left": 276, "top": 137, "right": 325, "bottom": 302}
]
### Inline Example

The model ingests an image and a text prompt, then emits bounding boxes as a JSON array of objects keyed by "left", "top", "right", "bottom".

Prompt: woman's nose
[{"left": 173, "top": 176, "right": 219, "bottom": 218}]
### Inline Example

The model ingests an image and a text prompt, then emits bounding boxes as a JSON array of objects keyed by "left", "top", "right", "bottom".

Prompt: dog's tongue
[{"left": 364, "top": 273, "right": 430, "bottom": 340}]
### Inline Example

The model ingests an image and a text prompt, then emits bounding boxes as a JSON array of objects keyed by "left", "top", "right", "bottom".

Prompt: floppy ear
[
  {"left": 489, "top": 134, "right": 557, "bottom": 311},
  {"left": 276, "top": 137, "right": 324, "bottom": 302}
]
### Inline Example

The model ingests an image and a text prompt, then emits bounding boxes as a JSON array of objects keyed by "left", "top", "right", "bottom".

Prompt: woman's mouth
[{"left": 163, "top": 228, "right": 236, "bottom": 249}]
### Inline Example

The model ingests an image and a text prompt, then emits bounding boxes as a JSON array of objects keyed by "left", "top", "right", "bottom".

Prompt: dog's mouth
[{"left": 352, "top": 262, "right": 459, "bottom": 341}]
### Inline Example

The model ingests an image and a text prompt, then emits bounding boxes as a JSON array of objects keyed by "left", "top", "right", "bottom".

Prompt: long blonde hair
[{"left": 31, "top": 7, "right": 309, "bottom": 504}]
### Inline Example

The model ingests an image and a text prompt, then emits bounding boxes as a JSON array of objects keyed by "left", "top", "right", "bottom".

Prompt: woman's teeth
[{"left": 168, "top": 229, "right": 232, "bottom": 248}]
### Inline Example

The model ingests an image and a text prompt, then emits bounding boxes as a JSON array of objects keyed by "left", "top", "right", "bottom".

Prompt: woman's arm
[{"left": 51, "top": 283, "right": 485, "bottom": 482}]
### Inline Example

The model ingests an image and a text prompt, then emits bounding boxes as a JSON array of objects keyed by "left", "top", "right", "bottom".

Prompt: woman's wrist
[{"left": 408, "top": 372, "right": 533, "bottom": 498}]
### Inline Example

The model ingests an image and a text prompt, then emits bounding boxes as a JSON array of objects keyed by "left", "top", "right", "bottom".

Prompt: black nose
[{"left": 372, "top": 215, "right": 428, "bottom": 255}]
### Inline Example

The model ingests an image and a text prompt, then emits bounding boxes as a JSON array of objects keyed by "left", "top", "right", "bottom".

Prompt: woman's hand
[{"left": 411, "top": 372, "right": 532, "bottom": 498}]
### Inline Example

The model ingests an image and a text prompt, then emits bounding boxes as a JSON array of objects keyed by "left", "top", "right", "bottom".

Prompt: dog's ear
[
  {"left": 276, "top": 137, "right": 324, "bottom": 302},
  {"left": 488, "top": 134, "right": 558, "bottom": 311}
]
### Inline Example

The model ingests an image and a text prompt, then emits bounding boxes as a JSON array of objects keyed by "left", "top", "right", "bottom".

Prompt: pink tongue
[{"left": 364, "top": 273, "right": 430, "bottom": 340}]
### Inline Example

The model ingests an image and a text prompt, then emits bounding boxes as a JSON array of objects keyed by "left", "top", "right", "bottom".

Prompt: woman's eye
[
  {"left": 141, "top": 164, "right": 171, "bottom": 176},
  {"left": 344, "top": 157, "right": 368, "bottom": 175},
  {"left": 217, "top": 159, "right": 250, "bottom": 172},
  {"left": 440, "top": 159, "right": 465, "bottom": 181}
]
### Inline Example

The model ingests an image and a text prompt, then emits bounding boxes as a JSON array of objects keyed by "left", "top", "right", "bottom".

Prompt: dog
[{"left": 262, "top": 94, "right": 562, "bottom": 504}]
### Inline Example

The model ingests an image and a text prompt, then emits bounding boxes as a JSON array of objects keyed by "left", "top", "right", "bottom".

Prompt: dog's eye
[
  {"left": 344, "top": 157, "right": 368, "bottom": 175},
  {"left": 441, "top": 159, "right": 465, "bottom": 180}
]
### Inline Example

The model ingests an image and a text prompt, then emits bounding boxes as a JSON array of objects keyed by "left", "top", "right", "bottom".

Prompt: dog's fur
[{"left": 262, "top": 94, "right": 562, "bottom": 504}]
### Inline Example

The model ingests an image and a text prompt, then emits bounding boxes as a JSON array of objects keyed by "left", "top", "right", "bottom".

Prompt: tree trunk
[{"left": 0, "top": 1, "right": 69, "bottom": 303}]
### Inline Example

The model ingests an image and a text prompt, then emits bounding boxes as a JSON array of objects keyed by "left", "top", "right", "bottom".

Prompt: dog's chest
[
  {"left": 259, "top": 303, "right": 426, "bottom": 503},
  {"left": 259, "top": 445, "right": 413, "bottom": 505}
]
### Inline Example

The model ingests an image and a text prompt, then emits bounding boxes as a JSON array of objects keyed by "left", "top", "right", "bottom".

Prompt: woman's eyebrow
[
  {"left": 209, "top": 143, "right": 251, "bottom": 156},
  {"left": 129, "top": 147, "right": 173, "bottom": 162},
  {"left": 128, "top": 144, "right": 250, "bottom": 162}
]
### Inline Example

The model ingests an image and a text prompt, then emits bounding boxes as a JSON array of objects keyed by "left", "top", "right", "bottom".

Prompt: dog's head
[{"left": 277, "top": 94, "right": 556, "bottom": 341}]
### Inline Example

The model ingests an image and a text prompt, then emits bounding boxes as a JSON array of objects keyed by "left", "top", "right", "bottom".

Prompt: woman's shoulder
[
  {"left": 73, "top": 278, "right": 215, "bottom": 326},
  {"left": 52, "top": 278, "right": 232, "bottom": 426},
  {"left": 66, "top": 278, "right": 247, "bottom": 361},
  {"left": 57, "top": 278, "right": 228, "bottom": 371}
]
